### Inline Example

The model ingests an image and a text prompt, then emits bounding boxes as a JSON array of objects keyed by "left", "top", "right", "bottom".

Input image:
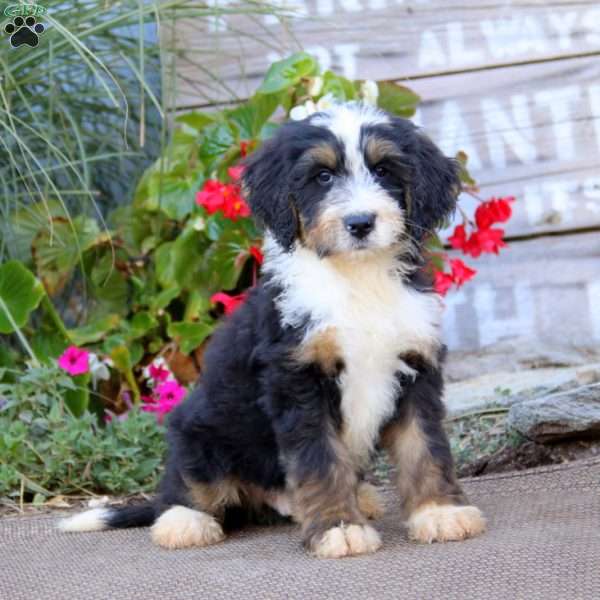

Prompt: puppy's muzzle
[{"left": 343, "top": 213, "right": 376, "bottom": 240}]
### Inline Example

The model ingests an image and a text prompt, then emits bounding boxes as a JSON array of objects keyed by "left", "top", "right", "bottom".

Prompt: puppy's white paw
[
  {"left": 151, "top": 506, "right": 225, "bottom": 549},
  {"left": 312, "top": 523, "right": 382, "bottom": 559},
  {"left": 357, "top": 482, "right": 385, "bottom": 520},
  {"left": 407, "top": 503, "right": 486, "bottom": 544}
]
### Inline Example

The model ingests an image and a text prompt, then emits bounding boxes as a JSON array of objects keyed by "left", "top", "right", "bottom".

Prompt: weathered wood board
[
  {"left": 166, "top": 0, "right": 600, "bottom": 351},
  {"left": 417, "top": 56, "right": 600, "bottom": 238},
  {"left": 170, "top": 0, "right": 600, "bottom": 106},
  {"left": 442, "top": 231, "right": 600, "bottom": 351}
]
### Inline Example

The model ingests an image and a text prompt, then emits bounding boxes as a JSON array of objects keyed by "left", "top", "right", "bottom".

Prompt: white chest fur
[{"left": 264, "top": 241, "right": 443, "bottom": 467}]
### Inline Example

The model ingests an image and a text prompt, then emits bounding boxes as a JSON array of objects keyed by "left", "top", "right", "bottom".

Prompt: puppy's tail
[{"left": 58, "top": 501, "right": 156, "bottom": 533}]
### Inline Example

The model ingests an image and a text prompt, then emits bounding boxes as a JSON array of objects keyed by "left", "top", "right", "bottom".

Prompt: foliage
[
  {"left": 0, "top": 364, "right": 166, "bottom": 499},
  {"left": 0, "top": 0, "right": 286, "bottom": 261},
  {"left": 1, "top": 53, "right": 426, "bottom": 386},
  {"left": 0, "top": 49, "right": 514, "bottom": 498}
]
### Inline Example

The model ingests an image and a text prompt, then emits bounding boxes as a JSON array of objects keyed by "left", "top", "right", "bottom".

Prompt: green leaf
[
  {"left": 130, "top": 311, "right": 158, "bottom": 339},
  {"left": 64, "top": 374, "right": 90, "bottom": 417},
  {"left": 150, "top": 286, "right": 181, "bottom": 311},
  {"left": 376, "top": 82, "right": 421, "bottom": 117},
  {"left": 31, "top": 216, "right": 103, "bottom": 296},
  {"left": 68, "top": 315, "right": 121, "bottom": 345},
  {"left": 225, "top": 93, "right": 280, "bottom": 139},
  {"left": 321, "top": 71, "right": 357, "bottom": 101},
  {"left": 176, "top": 111, "right": 215, "bottom": 133},
  {"left": 258, "top": 52, "right": 318, "bottom": 95},
  {"left": 455, "top": 151, "right": 477, "bottom": 187},
  {"left": 167, "top": 321, "right": 214, "bottom": 354},
  {"left": 0, "top": 261, "right": 45, "bottom": 334}
]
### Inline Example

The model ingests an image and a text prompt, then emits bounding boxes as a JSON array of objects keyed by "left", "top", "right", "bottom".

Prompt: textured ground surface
[{"left": 2, "top": 458, "right": 599, "bottom": 600}]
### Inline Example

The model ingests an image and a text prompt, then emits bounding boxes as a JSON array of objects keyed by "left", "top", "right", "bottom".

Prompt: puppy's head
[{"left": 243, "top": 103, "right": 459, "bottom": 257}]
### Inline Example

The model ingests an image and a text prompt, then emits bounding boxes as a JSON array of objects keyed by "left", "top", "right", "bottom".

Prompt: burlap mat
[{"left": 1, "top": 458, "right": 599, "bottom": 599}]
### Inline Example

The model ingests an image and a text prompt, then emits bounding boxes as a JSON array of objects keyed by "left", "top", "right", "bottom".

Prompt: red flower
[
  {"left": 227, "top": 165, "right": 245, "bottom": 182},
  {"left": 448, "top": 224, "right": 467, "bottom": 250},
  {"left": 196, "top": 180, "right": 228, "bottom": 214},
  {"left": 433, "top": 271, "right": 455, "bottom": 296},
  {"left": 196, "top": 179, "right": 250, "bottom": 221},
  {"left": 449, "top": 259, "right": 477, "bottom": 287},
  {"left": 475, "top": 197, "right": 514, "bottom": 229},
  {"left": 249, "top": 245, "right": 264, "bottom": 264},
  {"left": 240, "top": 140, "right": 251, "bottom": 157},
  {"left": 473, "top": 228, "right": 506, "bottom": 255},
  {"left": 222, "top": 194, "right": 251, "bottom": 220},
  {"left": 211, "top": 291, "right": 247, "bottom": 315}
]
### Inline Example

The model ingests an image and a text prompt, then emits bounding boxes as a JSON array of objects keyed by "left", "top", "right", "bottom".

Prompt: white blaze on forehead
[{"left": 311, "top": 103, "right": 389, "bottom": 175}]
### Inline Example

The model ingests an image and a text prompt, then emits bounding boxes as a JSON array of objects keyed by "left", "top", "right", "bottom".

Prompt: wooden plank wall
[{"left": 169, "top": 0, "right": 600, "bottom": 352}]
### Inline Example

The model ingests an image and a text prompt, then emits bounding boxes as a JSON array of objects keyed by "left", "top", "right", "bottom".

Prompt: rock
[
  {"left": 507, "top": 384, "right": 600, "bottom": 443},
  {"left": 446, "top": 340, "right": 600, "bottom": 382},
  {"left": 444, "top": 363, "right": 600, "bottom": 416}
]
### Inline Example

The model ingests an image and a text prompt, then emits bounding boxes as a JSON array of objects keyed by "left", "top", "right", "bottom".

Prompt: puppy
[{"left": 60, "top": 103, "right": 485, "bottom": 558}]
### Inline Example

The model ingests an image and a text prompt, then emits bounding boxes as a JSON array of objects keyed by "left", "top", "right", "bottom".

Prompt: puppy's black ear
[
  {"left": 409, "top": 131, "right": 460, "bottom": 240},
  {"left": 242, "top": 133, "right": 297, "bottom": 251}
]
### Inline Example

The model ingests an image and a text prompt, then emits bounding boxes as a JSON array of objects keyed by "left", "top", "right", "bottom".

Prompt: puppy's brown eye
[
  {"left": 373, "top": 165, "right": 388, "bottom": 178},
  {"left": 317, "top": 170, "right": 333, "bottom": 185}
]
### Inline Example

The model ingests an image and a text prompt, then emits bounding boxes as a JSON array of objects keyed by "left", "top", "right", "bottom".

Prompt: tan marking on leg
[
  {"left": 293, "top": 326, "right": 343, "bottom": 376},
  {"left": 357, "top": 482, "right": 385, "bottom": 520},
  {"left": 151, "top": 506, "right": 225, "bottom": 549},
  {"left": 382, "top": 415, "right": 484, "bottom": 543},
  {"left": 291, "top": 427, "right": 382, "bottom": 558},
  {"left": 407, "top": 503, "right": 486, "bottom": 544},
  {"left": 187, "top": 478, "right": 241, "bottom": 517}
]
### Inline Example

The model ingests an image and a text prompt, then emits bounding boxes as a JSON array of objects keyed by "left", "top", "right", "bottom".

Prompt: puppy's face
[{"left": 243, "top": 104, "right": 459, "bottom": 258}]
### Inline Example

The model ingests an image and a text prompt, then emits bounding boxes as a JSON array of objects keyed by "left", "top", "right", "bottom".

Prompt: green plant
[
  {"left": 2, "top": 53, "right": 423, "bottom": 386},
  {"left": 0, "top": 363, "right": 166, "bottom": 500}
]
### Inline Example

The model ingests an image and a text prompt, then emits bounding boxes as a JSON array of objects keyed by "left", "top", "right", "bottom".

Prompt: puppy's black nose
[{"left": 343, "top": 213, "right": 376, "bottom": 239}]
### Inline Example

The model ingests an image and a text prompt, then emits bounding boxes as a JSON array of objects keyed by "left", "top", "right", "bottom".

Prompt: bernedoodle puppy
[{"left": 60, "top": 103, "right": 485, "bottom": 558}]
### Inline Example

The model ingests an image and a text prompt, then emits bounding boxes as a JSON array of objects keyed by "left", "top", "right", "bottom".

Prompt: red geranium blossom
[
  {"left": 475, "top": 196, "right": 514, "bottom": 229},
  {"left": 249, "top": 245, "right": 264, "bottom": 264},
  {"left": 211, "top": 291, "right": 248, "bottom": 315},
  {"left": 433, "top": 271, "right": 455, "bottom": 295},
  {"left": 239, "top": 140, "right": 251, "bottom": 157},
  {"left": 227, "top": 165, "right": 245, "bottom": 182},
  {"left": 196, "top": 179, "right": 250, "bottom": 221},
  {"left": 449, "top": 259, "right": 477, "bottom": 287},
  {"left": 448, "top": 224, "right": 467, "bottom": 250}
]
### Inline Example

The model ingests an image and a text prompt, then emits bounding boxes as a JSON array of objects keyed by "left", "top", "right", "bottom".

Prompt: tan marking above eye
[
  {"left": 364, "top": 136, "right": 403, "bottom": 166},
  {"left": 302, "top": 144, "right": 338, "bottom": 170}
]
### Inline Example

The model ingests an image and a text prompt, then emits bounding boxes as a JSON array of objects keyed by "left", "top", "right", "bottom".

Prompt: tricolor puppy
[{"left": 60, "top": 103, "right": 485, "bottom": 558}]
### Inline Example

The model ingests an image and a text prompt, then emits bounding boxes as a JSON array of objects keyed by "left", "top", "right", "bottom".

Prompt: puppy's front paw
[
  {"left": 407, "top": 503, "right": 485, "bottom": 544},
  {"left": 311, "top": 523, "right": 382, "bottom": 559}
]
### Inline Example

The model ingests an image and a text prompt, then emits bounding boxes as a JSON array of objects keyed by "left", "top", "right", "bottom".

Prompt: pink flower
[
  {"left": 227, "top": 165, "right": 245, "bottom": 182},
  {"left": 58, "top": 346, "right": 90, "bottom": 376},
  {"left": 142, "top": 381, "right": 186, "bottom": 423},
  {"left": 149, "top": 363, "right": 170, "bottom": 382},
  {"left": 156, "top": 380, "right": 187, "bottom": 406}
]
